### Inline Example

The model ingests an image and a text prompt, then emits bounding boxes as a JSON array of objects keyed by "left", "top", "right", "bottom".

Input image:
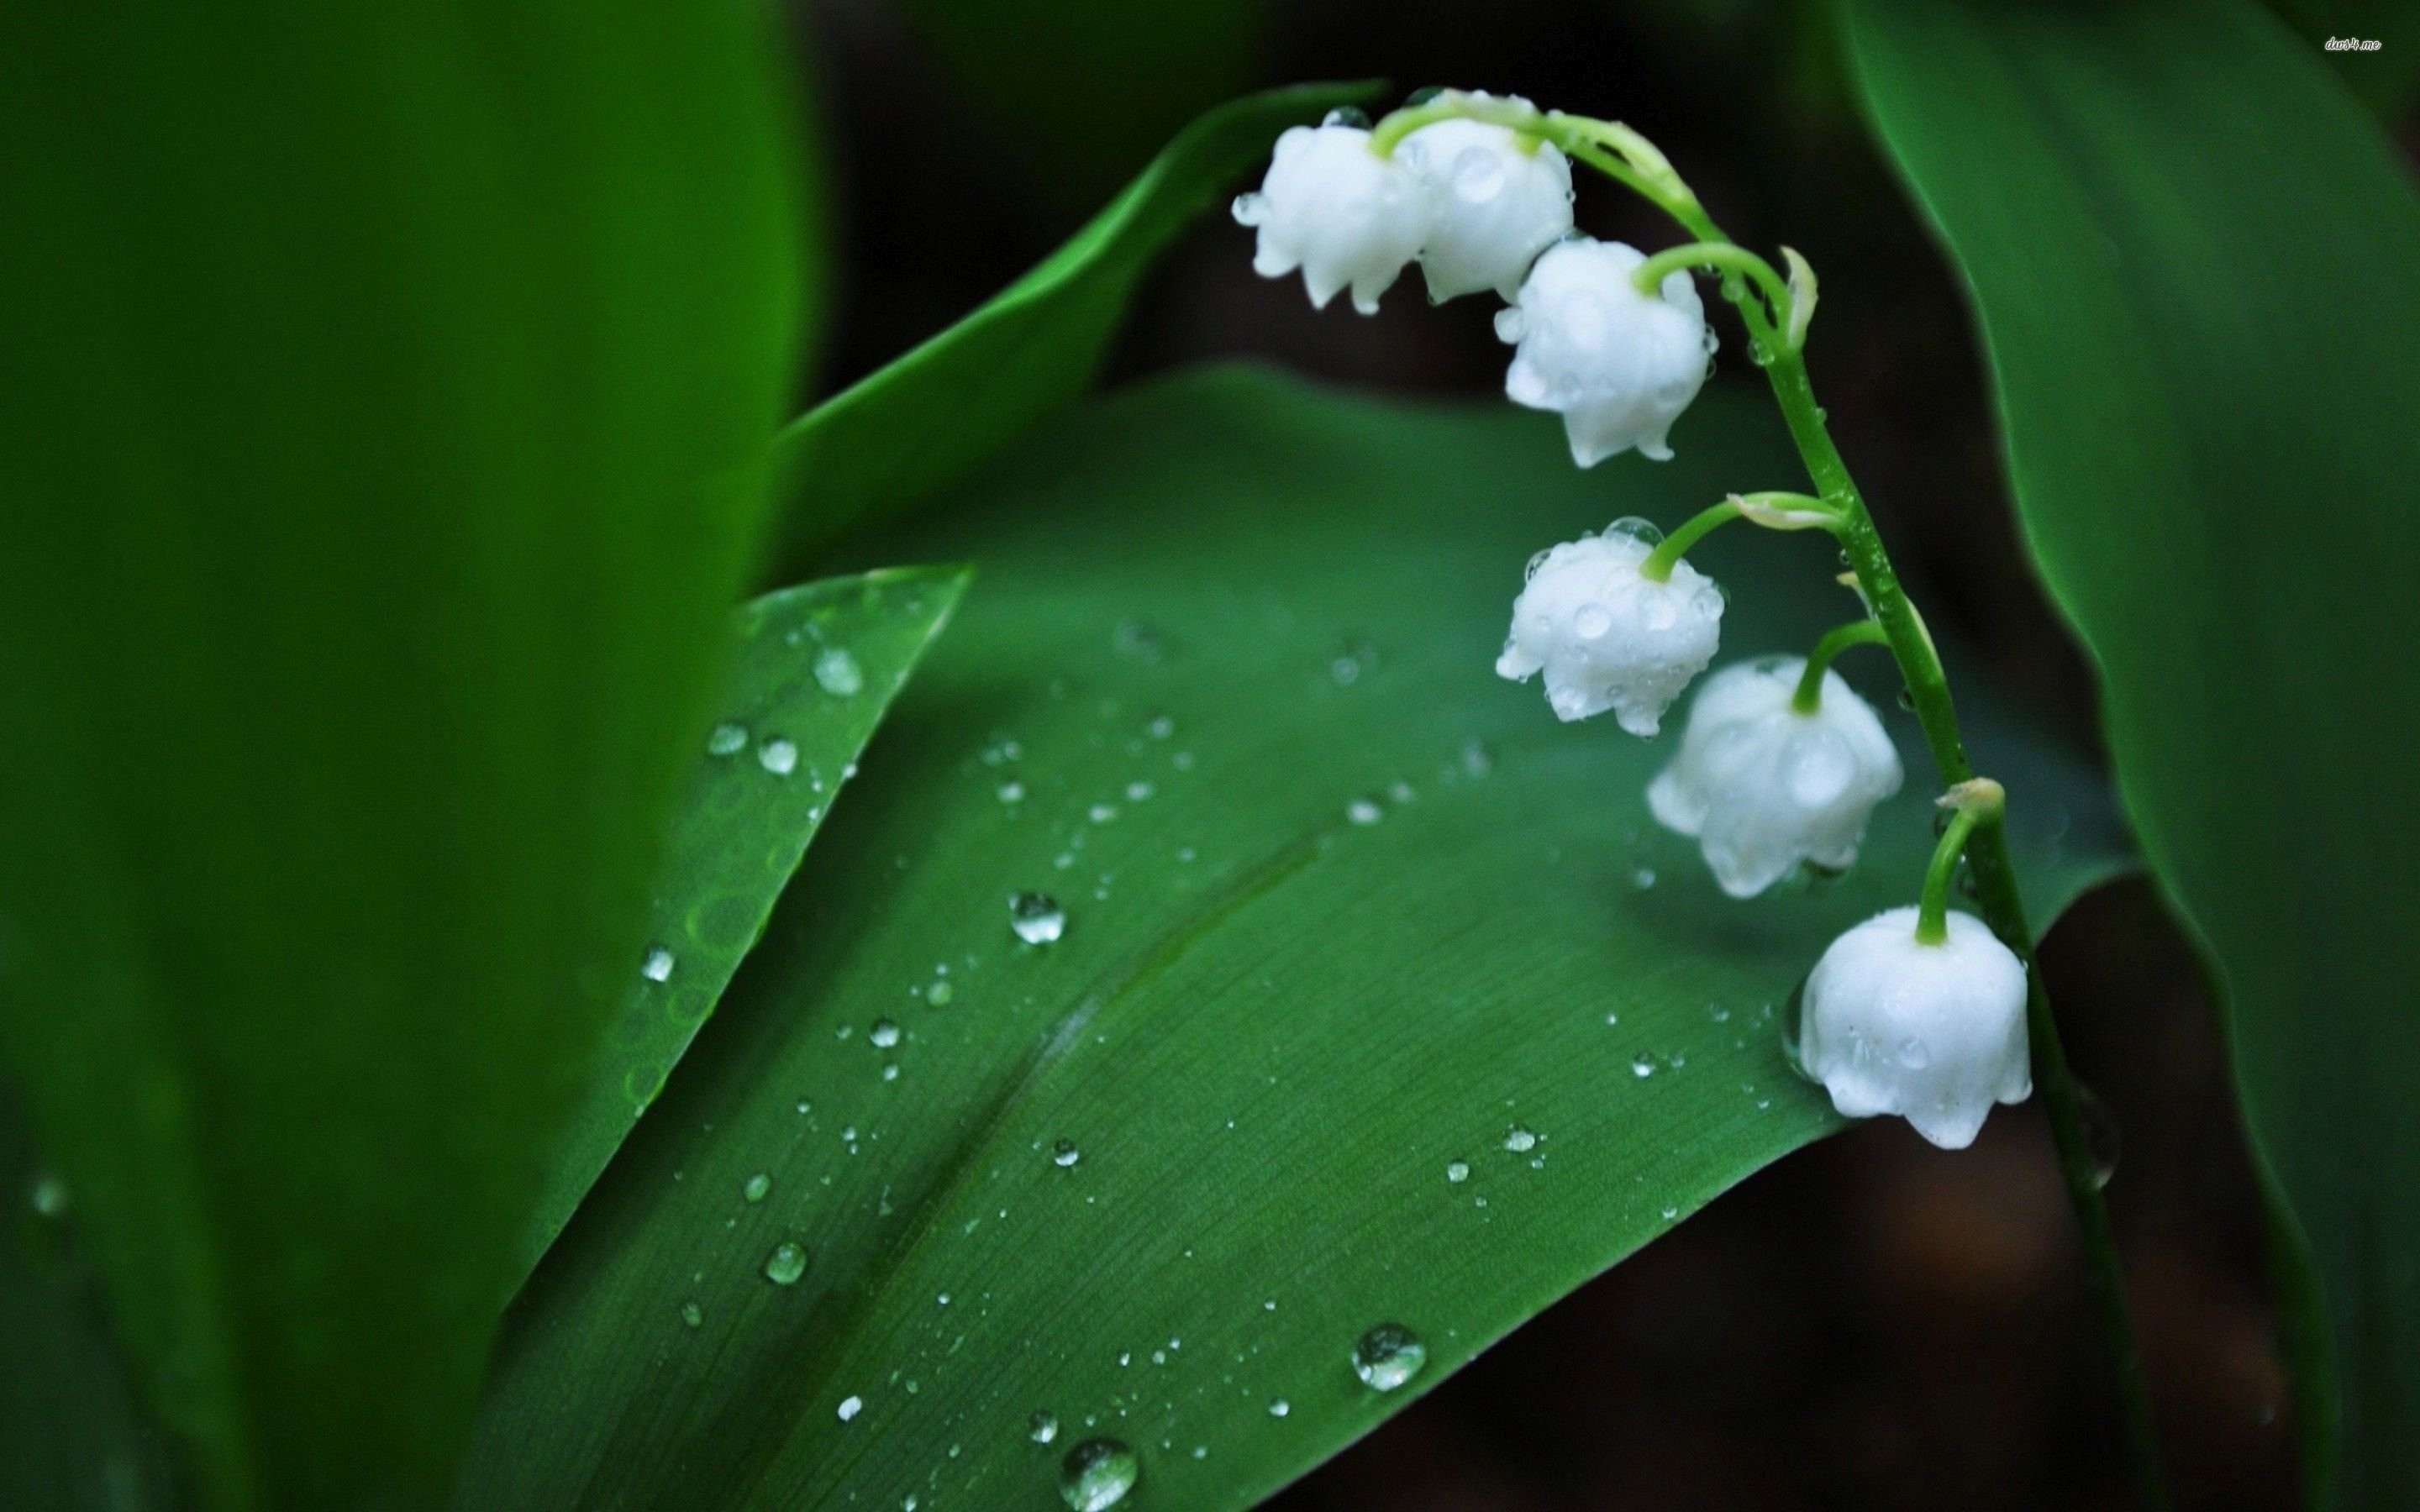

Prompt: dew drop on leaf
[
  {"left": 1351, "top": 1323, "right": 1428, "bottom": 1391},
  {"left": 1058, "top": 1438, "right": 1138, "bottom": 1511},
  {"left": 1445, "top": 1160, "right": 1470, "bottom": 1184},
  {"left": 763, "top": 1242, "right": 807, "bottom": 1286},
  {"left": 1267, "top": 1399, "right": 1291, "bottom": 1418},
  {"left": 757, "top": 738, "right": 798, "bottom": 776},
  {"left": 837, "top": 1394, "right": 863, "bottom": 1422},
  {"left": 1028, "top": 1410, "right": 1059, "bottom": 1445},
  {"left": 869, "top": 1018, "right": 902, "bottom": 1050},
  {"left": 742, "top": 1173, "right": 771, "bottom": 1204},
  {"left": 1052, "top": 1138, "right": 1081, "bottom": 1169},
  {"left": 706, "top": 722, "right": 748, "bottom": 757},
  {"left": 639, "top": 946, "right": 675, "bottom": 984},
  {"left": 813, "top": 647, "right": 864, "bottom": 696},
  {"left": 1011, "top": 892, "right": 1067, "bottom": 945},
  {"left": 1501, "top": 1125, "right": 1538, "bottom": 1153}
]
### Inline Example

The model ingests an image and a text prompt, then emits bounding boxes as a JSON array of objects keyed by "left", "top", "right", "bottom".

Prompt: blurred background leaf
[
  {"left": 769, "top": 81, "right": 1374, "bottom": 571},
  {"left": 517, "top": 566, "right": 969, "bottom": 1281},
  {"left": 458, "top": 369, "right": 2131, "bottom": 1511},
  {"left": 1844, "top": 0, "right": 2420, "bottom": 1504},
  {"left": 0, "top": 1, "right": 808, "bottom": 1505}
]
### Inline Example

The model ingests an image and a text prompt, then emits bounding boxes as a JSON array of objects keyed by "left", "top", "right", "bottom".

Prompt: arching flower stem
[
  {"left": 1791, "top": 620, "right": 1890, "bottom": 714},
  {"left": 1917, "top": 779, "right": 2005, "bottom": 944},
  {"left": 1632, "top": 242, "right": 1793, "bottom": 349}
]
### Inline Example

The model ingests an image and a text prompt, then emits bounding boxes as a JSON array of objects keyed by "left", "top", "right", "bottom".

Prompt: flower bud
[
  {"left": 1396, "top": 111, "right": 1574, "bottom": 301},
  {"left": 1797, "top": 906, "right": 2032, "bottom": 1149},
  {"left": 1494, "top": 521, "right": 1723, "bottom": 737},
  {"left": 1648, "top": 658, "right": 1904, "bottom": 898},
  {"left": 1495, "top": 237, "right": 1715, "bottom": 465},
  {"left": 1233, "top": 114, "right": 1428, "bottom": 315}
]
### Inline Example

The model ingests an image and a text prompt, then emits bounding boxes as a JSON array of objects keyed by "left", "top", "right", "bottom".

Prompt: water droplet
[
  {"left": 1029, "top": 1410, "right": 1060, "bottom": 1444},
  {"left": 743, "top": 1173, "right": 772, "bottom": 1203},
  {"left": 869, "top": 1018, "right": 902, "bottom": 1049},
  {"left": 763, "top": 1242, "right": 807, "bottom": 1285},
  {"left": 1897, "top": 1037, "right": 1932, "bottom": 1069},
  {"left": 640, "top": 946, "right": 676, "bottom": 984},
  {"left": 1113, "top": 619, "right": 1171, "bottom": 663},
  {"left": 1058, "top": 1438, "right": 1139, "bottom": 1510},
  {"left": 1630, "top": 866, "right": 1657, "bottom": 890},
  {"left": 1445, "top": 1159, "right": 1470, "bottom": 1184},
  {"left": 1147, "top": 714, "right": 1176, "bottom": 740},
  {"left": 1345, "top": 798, "right": 1383, "bottom": 826},
  {"left": 1660, "top": 1202, "right": 1680, "bottom": 1221},
  {"left": 837, "top": 1394, "right": 864, "bottom": 1422},
  {"left": 926, "top": 979, "right": 955, "bottom": 1006},
  {"left": 1351, "top": 1323, "right": 1428, "bottom": 1391},
  {"left": 1011, "top": 892, "right": 1067, "bottom": 945},
  {"left": 1501, "top": 1125, "right": 1538, "bottom": 1153},
  {"left": 813, "top": 647, "right": 865, "bottom": 696},
  {"left": 2080, "top": 1082, "right": 2123, "bottom": 1190},
  {"left": 707, "top": 722, "right": 749, "bottom": 757},
  {"left": 1451, "top": 144, "right": 1506, "bottom": 202},
  {"left": 1458, "top": 738, "right": 1494, "bottom": 778},
  {"left": 1630, "top": 1053, "right": 1657, "bottom": 1079},
  {"left": 1779, "top": 727, "right": 1856, "bottom": 808},
  {"left": 1572, "top": 601, "right": 1614, "bottom": 639},
  {"left": 29, "top": 1173, "right": 67, "bottom": 1217},
  {"left": 1124, "top": 780, "right": 1155, "bottom": 802},
  {"left": 1052, "top": 1138, "right": 1081, "bottom": 1168},
  {"left": 998, "top": 780, "right": 1027, "bottom": 804},
  {"left": 757, "top": 738, "right": 799, "bottom": 776},
  {"left": 1264, "top": 1297, "right": 1279, "bottom": 1311},
  {"left": 1267, "top": 1399, "right": 1291, "bottom": 1418}
]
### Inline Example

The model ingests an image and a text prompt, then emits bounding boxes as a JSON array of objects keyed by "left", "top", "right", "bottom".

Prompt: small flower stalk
[{"left": 1495, "top": 520, "right": 1724, "bottom": 737}]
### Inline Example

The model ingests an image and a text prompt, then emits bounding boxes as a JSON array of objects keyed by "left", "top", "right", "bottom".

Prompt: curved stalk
[{"left": 1791, "top": 619, "right": 1890, "bottom": 713}]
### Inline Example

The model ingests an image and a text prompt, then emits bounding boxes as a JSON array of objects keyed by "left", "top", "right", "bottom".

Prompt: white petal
[{"left": 1495, "top": 525, "right": 1723, "bottom": 736}]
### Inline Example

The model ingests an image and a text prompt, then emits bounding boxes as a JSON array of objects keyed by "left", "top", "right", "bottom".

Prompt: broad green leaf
[
  {"left": 459, "top": 370, "right": 2129, "bottom": 1511},
  {"left": 1843, "top": 1, "right": 2420, "bottom": 1504},
  {"left": 517, "top": 567, "right": 971, "bottom": 1279},
  {"left": 0, "top": 3, "right": 803, "bottom": 1506},
  {"left": 767, "top": 81, "right": 1376, "bottom": 569}
]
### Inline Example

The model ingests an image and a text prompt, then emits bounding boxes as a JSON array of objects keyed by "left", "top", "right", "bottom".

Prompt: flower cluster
[
  {"left": 1235, "top": 104, "right": 1711, "bottom": 467},
  {"left": 1238, "top": 91, "right": 2039, "bottom": 1151}
]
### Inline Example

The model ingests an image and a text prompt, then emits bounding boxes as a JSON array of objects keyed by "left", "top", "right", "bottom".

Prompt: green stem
[
  {"left": 1791, "top": 619, "right": 1889, "bottom": 713},
  {"left": 1916, "top": 807, "right": 1982, "bottom": 945},
  {"left": 1639, "top": 499, "right": 1742, "bottom": 582},
  {"left": 1633, "top": 242, "right": 1792, "bottom": 344},
  {"left": 1559, "top": 142, "right": 2171, "bottom": 1510}
]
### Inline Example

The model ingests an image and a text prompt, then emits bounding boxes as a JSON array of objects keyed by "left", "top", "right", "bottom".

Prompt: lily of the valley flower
[
  {"left": 1396, "top": 109, "right": 1574, "bottom": 301},
  {"left": 1233, "top": 113, "right": 1428, "bottom": 314},
  {"left": 1495, "top": 237, "right": 1715, "bottom": 465},
  {"left": 1648, "top": 658, "right": 1903, "bottom": 898},
  {"left": 1495, "top": 521, "right": 1724, "bottom": 737},
  {"left": 1797, "top": 906, "right": 2032, "bottom": 1150}
]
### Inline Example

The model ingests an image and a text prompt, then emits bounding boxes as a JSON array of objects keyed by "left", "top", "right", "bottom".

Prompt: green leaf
[
  {"left": 1841, "top": 1, "right": 2420, "bottom": 1503},
  {"left": 516, "top": 566, "right": 971, "bottom": 1280},
  {"left": 768, "top": 81, "right": 1377, "bottom": 570},
  {"left": 459, "top": 370, "right": 2129, "bottom": 1510},
  {"left": 0, "top": 3, "right": 803, "bottom": 1507}
]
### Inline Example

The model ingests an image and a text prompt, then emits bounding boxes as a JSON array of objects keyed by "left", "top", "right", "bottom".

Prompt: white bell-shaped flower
[
  {"left": 1396, "top": 112, "right": 1574, "bottom": 301},
  {"left": 1233, "top": 114, "right": 1428, "bottom": 314},
  {"left": 1797, "top": 906, "right": 2033, "bottom": 1150},
  {"left": 1648, "top": 658, "right": 1904, "bottom": 898},
  {"left": 1494, "top": 520, "right": 1724, "bottom": 737},
  {"left": 1496, "top": 237, "right": 1715, "bottom": 465}
]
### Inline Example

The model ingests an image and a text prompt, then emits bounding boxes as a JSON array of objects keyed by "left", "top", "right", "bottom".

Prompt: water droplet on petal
[
  {"left": 1351, "top": 1323, "right": 1428, "bottom": 1391},
  {"left": 1897, "top": 1037, "right": 1932, "bottom": 1069},
  {"left": 1058, "top": 1439, "right": 1139, "bottom": 1510},
  {"left": 1573, "top": 602, "right": 1614, "bottom": 639}
]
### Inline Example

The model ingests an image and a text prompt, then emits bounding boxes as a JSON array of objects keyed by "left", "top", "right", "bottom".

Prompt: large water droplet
[
  {"left": 1351, "top": 1323, "right": 1428, "bottom": 1391},
  {"left": 1573, "top": 601, "right": 1614, "bottom": 640},
  {"left": 1779, "top": 727, "right": 1856, "bottom": 808},
  {"left": 1445, "top": 1159, "right": 1470, "bottom": 1184},
  {"left": 837, "top": 1394, "right": 863, "bottom": 1422},
  {"left": 757, "top": 738, "right": 799, "bottom": 776},
  {"left": 869, "top": 1018, "right": 902, "bottom": 1049},
  {"left": 813, "top": 647, "right": 865, "bottom": 696},
  {"left": 707, "top": 722, "right": 749, "bottom": 757},
  {"left": 1052, "top": 1138, "right": 1081, "bottom": 1168},
  {"left": 1502, "top": 1124, "right": 1539, "bottom": 1153},
  {"left": 1451, "top": 145, "right": 1506, "bottom": 202},
  {"left": 1267, "top": 1399, "right": 1291, "bottom": 1418},
  {"left": 1011, "top": 892, "right": 1067, "bottom": 945},
  {"left": 763, "top": 1242, "right": 807, "bottom": 1285},
  {"left": 1058, "top": 1439, "right": 1139, "bottom": 1510},
  {"left": 640, "top": 945, "right": 676, "bottom": 984},
  {"left": 1029, "top": 1410, "right": 1060, "bottom": 1444},
  {"left": 1630, "top": 1053, "right": 1657, "bottom": 1079}
]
